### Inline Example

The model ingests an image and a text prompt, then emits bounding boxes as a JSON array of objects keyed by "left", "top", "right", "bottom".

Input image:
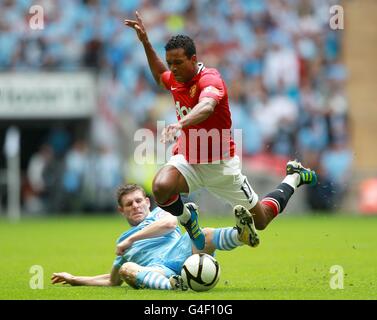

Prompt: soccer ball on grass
[{"left": 181, "top": 253, "right": 221, "bottom": 292}]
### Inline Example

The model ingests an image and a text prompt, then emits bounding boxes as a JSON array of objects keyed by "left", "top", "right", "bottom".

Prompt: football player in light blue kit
[{"left": 51, "top": 184, "right": 257, "bottom": 290}]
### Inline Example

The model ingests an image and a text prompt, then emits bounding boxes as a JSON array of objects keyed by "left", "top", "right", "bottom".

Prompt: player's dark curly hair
[
  {"left": 117, "top": 184, "right": 146, "bottom": 206},
  {"left": 165, "top": 35, "right": 196, "bottom": 58}
]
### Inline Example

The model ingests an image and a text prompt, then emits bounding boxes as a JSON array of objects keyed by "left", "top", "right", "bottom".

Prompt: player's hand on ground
[
  {"left": 161, "top": 123, "right": 182, "bottom": 143},
  {"left": 51, "top": 272, "right": 77, "bottom": 286},
  {"left": 116, "top": 238, "right": 133, "bottom": 256},
  {"left": 124, "top": 11, "right": 148, "bottom": 43}
]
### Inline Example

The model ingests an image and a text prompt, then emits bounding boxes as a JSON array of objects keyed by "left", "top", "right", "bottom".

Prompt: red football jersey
[{"left": 161, "top": 63, "right": 235, "bottom": 163}]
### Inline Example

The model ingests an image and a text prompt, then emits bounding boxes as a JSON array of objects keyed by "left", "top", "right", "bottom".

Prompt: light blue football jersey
[{"left": 113, "top": 207, "right": 183, "bottom": 269}]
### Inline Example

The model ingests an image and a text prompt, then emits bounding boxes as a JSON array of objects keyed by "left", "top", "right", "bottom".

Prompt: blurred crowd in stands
[
  {"left": 24, "top": 135, "right": 123, "bottom": 213},
  {"left": 1, "top": 0, "right": 353, "bottom": 213}
]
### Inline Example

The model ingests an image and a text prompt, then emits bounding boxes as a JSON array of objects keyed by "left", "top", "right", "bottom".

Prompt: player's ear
[
  {"left": 145, "top": 197, "right": 151, "bottom": 209},
  {"left": 191, "top": 54, "right": 197, "bottom": 64}
]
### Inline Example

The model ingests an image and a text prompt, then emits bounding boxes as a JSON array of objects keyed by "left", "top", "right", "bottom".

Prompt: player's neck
[
  {"left": 185, "top": 63, "right": 203, "bottom": 83},
  {"left": 181, "top": 63, "right": 204, "bottom": 84}
]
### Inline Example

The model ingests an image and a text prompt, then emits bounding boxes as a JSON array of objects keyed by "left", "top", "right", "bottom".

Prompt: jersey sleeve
[
  {"left": 113, "top": 255, "right": 126, "bottom": 268},
  {"left": 113, "top": 232, "right": 126, "bottom": 268},
  {"left": 198, "top": 73, "right": 225, "bottom": 104},
  {"left": 161, "top": 70, "right": 172, "bottom": 90},
  {"left": 151, "top": 207, "right": 171, "bottom": 220}
]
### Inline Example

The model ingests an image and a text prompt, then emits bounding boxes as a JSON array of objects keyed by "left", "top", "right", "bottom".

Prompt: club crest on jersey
[
  {"left": 175, "top": 101, "right": 192, "bottom": 119},
  {"left": 189, "top": 85, "right": 197, "bottom": 98}
]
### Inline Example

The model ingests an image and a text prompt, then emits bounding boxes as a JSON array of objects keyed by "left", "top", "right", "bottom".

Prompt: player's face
[
  {"left": 166, "top": 48, "right": 197, "bottom": 83},
  {"left": 118, "top": 190, "right": 150, "bottom": 226}
]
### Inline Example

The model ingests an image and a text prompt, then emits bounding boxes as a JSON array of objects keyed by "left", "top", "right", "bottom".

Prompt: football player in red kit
[{"left": 124, "top": 12, "right": 317, "bottom": 250}]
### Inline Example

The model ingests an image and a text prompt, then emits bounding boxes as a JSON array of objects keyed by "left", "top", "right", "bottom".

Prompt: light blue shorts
[{"left": 160, "top": 233, "right": 193, "bottom": 275}]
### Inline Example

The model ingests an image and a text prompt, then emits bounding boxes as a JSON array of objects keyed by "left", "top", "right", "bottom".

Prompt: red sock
[
  {"left": 261, "top": 198, "right": 280, "bottom": 217},
  {"left": 261, "top": 183, "right": 295, "bottom": 216}
]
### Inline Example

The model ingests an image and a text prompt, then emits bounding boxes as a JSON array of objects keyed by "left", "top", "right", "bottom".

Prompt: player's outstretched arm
[
  {"left": 124, "top": 11, "right": 167, "bottom": 88},
  {"left": 51, "top": 266, "right": 122, "bottom": 287}
]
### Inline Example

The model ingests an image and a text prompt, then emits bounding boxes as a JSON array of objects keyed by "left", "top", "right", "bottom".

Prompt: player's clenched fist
[
  {"left": 116, "top": 238, "right": 133, "bottom": 256},
  {"left": 161, "top": 122, "right": 183, "bottom": 143}
]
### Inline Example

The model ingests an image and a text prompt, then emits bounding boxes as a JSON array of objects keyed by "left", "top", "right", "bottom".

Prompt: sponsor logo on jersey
[{"left": 175, "top": 101, "right": 192, "bottom": 119}]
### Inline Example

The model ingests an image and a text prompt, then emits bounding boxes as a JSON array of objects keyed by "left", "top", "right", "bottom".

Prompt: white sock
[
  {"left": 142, "top": 271, "right": 172, "bottom": 290},
  {"left": 178, "top": 206, "right": 191, "bottom": 224},
  {"left": 282, "top": 173, "right": 300, "bottom": 190},
  {"left": 213, "top": 227, "right": 243, "bottom": 250}
]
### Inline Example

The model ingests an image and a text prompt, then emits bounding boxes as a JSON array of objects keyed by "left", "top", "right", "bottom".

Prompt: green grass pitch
[{"left": 1, "top": 213, "right": 376, "bottom": 300}]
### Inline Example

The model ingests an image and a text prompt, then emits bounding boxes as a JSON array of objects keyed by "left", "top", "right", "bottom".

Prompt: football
[{"left": 181, "top": 253, "right": 221, "bottom": 292}]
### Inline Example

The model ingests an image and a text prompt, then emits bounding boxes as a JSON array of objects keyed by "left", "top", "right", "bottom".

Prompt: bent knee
[
  {"left": 202, "top": 228, "right": 213, "bottom": 238},
  {"left": 152, "top": 179, "right": 175, "bottom": 203},
  {"left": 119, "top": 262, "right": 140, "bottom": 288},
  {"left": 119, "top": 262, "right": 138, "bottom": 278}
]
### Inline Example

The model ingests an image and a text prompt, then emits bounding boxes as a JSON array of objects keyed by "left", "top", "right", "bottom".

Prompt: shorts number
[{"left": 241, "top": 178, "right": 254, "bottom": 204}]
